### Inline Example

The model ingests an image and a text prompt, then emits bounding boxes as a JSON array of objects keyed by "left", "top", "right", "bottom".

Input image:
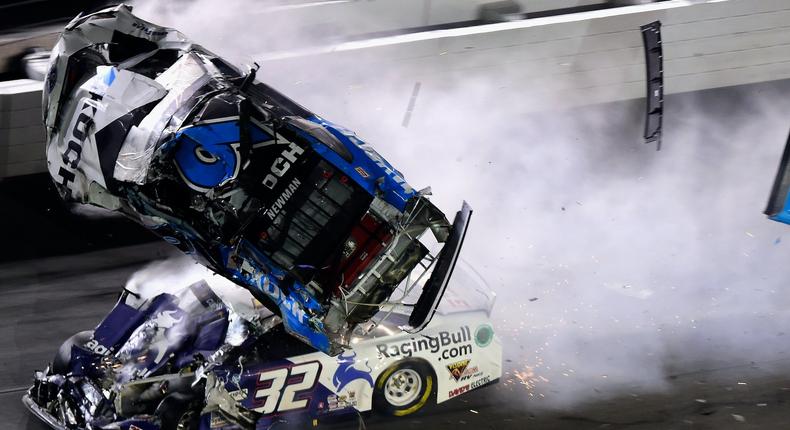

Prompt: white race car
[
  {"left": 241, "top": 294, "right": 501, "bottom": 424},
  {"left": 208, "top": 264, "right": 502, "bottom": 426}
]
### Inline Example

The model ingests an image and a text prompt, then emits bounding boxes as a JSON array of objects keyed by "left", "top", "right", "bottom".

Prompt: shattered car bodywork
[
  {"left": 43, "top": 4, "right": 471, "bottom": 355},
  {"left": 23, "top": 265, "right": 501, "bottom": 429}
]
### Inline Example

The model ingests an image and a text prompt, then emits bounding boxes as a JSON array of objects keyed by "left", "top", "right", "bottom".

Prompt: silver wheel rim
[{"left": 384, "top": 368, "right": 422, "bottom": 407}]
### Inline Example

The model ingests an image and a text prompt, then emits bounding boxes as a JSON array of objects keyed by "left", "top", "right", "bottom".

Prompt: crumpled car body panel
[{"left": 23, "top": 269, "right": 500, "bottom": 429}]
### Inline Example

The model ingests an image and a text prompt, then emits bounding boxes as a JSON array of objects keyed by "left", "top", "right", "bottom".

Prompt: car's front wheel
[{"left": 374, "top": 360, "right": 434, "bottom": 416}]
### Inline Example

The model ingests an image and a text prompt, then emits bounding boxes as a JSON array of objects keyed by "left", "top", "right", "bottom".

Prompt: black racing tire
[
  {"left": 155, "top": 393, "right": 201, "bottom": 430},
  {"left": 373, "top": 360, "right": 435, "bottom": 417},
  {"left": 51, "top": 330, "right": 93, "bottom": 375}
]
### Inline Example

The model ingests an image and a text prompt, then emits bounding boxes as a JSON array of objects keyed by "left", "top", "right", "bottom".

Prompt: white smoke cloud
[
  {"left": 131, "top": 0, "right": 790, "bottom": 410},
  {"left": 124, "top": 255, "right": 215, "bottom": 299}
]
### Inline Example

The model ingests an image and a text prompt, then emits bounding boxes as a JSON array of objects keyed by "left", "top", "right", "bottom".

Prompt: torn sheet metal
[
  {"left": 43, "top": 4, "right": 470, "bottom": 356},
  {"left": 641, "top": 20, "right": 663, "bottom": 149}
]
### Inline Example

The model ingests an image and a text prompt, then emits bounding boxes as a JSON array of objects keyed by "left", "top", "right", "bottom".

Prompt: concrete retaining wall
[
  {"left": 1, "top": 0, "right": 787, "bottom": 179},
  {"left": 258, "top": 0, "right": 790, "bottom": 113},
  {"left": 0, "top": 79, "right": 45, "bottom": 179},
  {"left": 254, "top": 0, "right": 607, "bottom": 37}
]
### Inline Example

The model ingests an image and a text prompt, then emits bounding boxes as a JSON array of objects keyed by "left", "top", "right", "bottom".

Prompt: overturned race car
[{"left": 42, "top": 4, "right": 471, "bottom": 356}]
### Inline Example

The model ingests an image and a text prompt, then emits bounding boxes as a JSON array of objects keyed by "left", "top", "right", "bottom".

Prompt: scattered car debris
[
  {"left": 640, "top": 20, "right": 663, "bottom": 150},
  {"left": 402, "top": 81, "right": 422, "bottom": 127}
]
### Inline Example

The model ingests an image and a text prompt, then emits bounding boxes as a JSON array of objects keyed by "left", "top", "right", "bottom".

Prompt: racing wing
[{"left": 765, "top": 130, "right": 790, "bottom": 225}]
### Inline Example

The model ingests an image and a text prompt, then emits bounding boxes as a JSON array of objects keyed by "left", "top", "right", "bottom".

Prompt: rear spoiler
[
  {"left": 407, "top": 201, "right": 472, "bottom": 333},
  {"left": 765, "top": 130, "right": 790, "bottom": 225}
]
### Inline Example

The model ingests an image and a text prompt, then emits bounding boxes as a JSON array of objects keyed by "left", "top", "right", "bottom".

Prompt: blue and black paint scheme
[
  {"left": 765, "top": 130, "right": 790, "bottom": 225},
  {"left": 218, "top": 239, "right": 331, "bottom": 353},
  {"left": 138, "top": 83, "right": 421, "bottom": 356},
  {"left": 288, "top": 115, "right": 417, "bottom": 211}
]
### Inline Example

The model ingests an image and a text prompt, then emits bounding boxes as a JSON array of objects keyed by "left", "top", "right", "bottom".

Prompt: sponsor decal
[
  {"left": 56, "top": 97, "right": 98, "bottom": 188},
  {"left": 327, "top": 391, "right": 358, "bottom": 411},
  {"left": 259, "top": 276, "right": 307, "bottom": 323},
  {"left": 261, "top": 142, "right": 305, "bottom": 190},
  {"left": 449, "top": 376, "right": 490, "bottom": 399},
  {"left": 458, "top": 365, "right": 482, "bottom": 382},
  {"left": 376, "top": 326, "right": 472, "bottom": 362},
  {"left": 333, "top": 351, "right": 373, "bottom": 392},
  {"left": 84, "top": 338, "right": 110, "bottom": 356},
  {"left": 229, "top": 389, "right": 248, "bottom": 401},
  {"left": 173, "top": 122, "right": 242, "bottom": 192},
  {"left": 448, "top": 384, "right": 470, "bottom": 399},
  {"left": 235, "top": 266, "right": 308, "bottom": 325},
  {"left": 446, "top": 359, "right": 470, "bottom": 382},
  {"left": 210, "top": 413, "right": 230, "bottom": 428},
  {"left": 470, "top": 376, "right": 491, "bottom": 389},
  {"left": 132, "top": 21, "right": 168, "bottom": 37},
  {"left": 354, "top": 166, "right": 369, "bottom": 178},
  {"left": 474, "top": 324, "right": 494, "bottom": 348},
  {"left": 361, "top": 146, "right": 413, "bottom": 194},
  {"left": 264, "top": 177, "right": 302, "bottom": 220}
]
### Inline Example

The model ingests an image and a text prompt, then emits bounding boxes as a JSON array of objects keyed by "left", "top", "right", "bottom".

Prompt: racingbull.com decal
[{"left": 376, "top": 326, "right": 472, "bottom": 361}]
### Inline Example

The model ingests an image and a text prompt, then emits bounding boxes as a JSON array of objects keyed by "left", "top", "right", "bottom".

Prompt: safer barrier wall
[
  {"left": 0, "top": 79, "right": 45, "bottom": 178},
  {"left": 1, "top": 0, "right": 787, "bottom": 178}
]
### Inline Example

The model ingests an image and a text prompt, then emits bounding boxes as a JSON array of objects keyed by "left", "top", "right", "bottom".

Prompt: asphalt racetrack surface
[{"left": 0, "top": 244, "right": 788, "bottom": 430}]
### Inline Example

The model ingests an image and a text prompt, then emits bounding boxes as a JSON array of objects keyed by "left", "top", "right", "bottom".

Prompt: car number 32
[{"left": 253, "top": 362, "right": 322, "bottom": 414}]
